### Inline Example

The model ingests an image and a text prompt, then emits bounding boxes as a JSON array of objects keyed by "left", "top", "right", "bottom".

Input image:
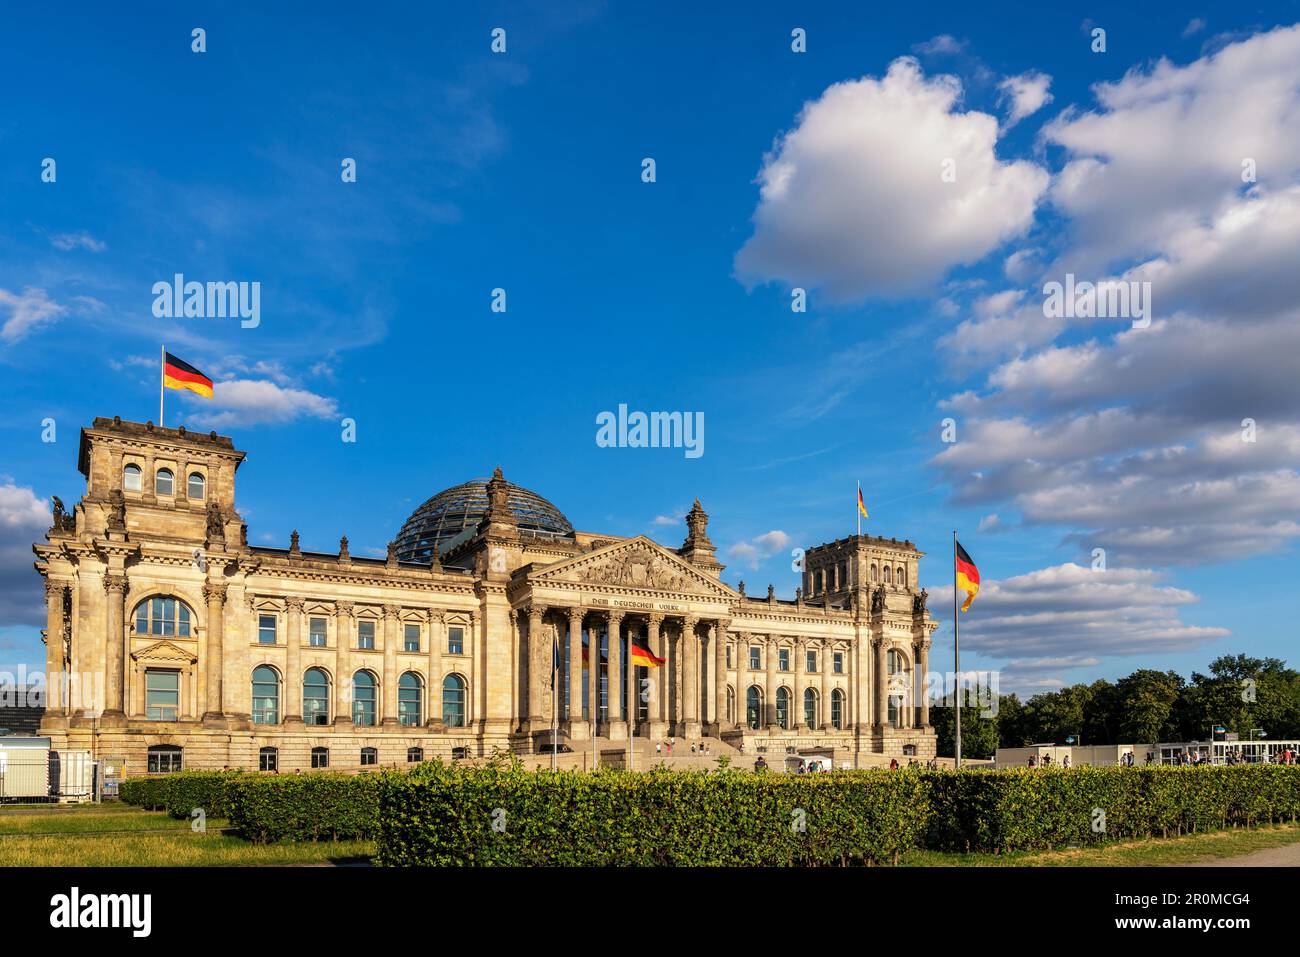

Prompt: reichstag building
[{"left": 34, "top": 417, "right": 938, "bottom": 774}]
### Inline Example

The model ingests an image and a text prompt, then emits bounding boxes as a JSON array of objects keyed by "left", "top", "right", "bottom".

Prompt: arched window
[
  {"left": 187, "top": 472, "right": 206, "bottom": 499},
  {"left": 747, "top": 685, "right": 763, "bottom": 729},
  {"left": 776, "top": 687, "right": 791, "bottom": 730},
  {"left": 259, "top": 747, "right": 278, "bottom": 772},
  {"left": 871, "top": 564, "right": 879, "bottom": 582},
  {"left": 133, "top": 596, "right": 193, "bottom": 637},
  {"left": 887, "top": 649, "right": 908, "bottom": 728},
  {"left": 360, "top": 747, "right": 378, "bottom": 766},
  {"left": 883, "top": 565, "right": 892, "bottom": 584},
  {"left": 897, "top": 566, "right": 906, "bottom": 587},
  {"left": 398, "top": 672, "right": 422, "bottom": 726},
  {"left": 147, "top": 744, "right": 183, "bottom": 774},
  {"left": 311, "top": 746, "right": 329, "bottom": 769},
  {"left": 726, "top": 685, "right": 736, "bottom": 723},
  {"left": 804, "top": 688, "right": 818, "bottom": 729},
  {"left": 303, "top": 668, "right": 330, "bottom": 725},
  {"left": 155, "top": 468, "right": 174, "bottom": 496},
  {"left": 406, "top": 747, "right": 424, "bottom": 763},
  {"left": 831, "top": 689, "right": 845, "bottom": 730},
  {"left": 251, "top": 665, "right": 280, "bottom": 725},
  {"left": 123, "top": 463, "right": 142, "bottom": 492},
  {"left": 352, "top": 671, "right": 377, "bottom": 726},
  {"left": 442, "top": 674, "right": 466, "bottom": 728}
]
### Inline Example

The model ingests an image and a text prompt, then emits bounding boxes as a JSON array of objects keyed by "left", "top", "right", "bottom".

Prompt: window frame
[
  {"left": 311, "top": 746, "right": 329, "bottom": 769},
  {"left": 251, "top": 665, "right": 280, "bottom": 725},
  {"left": 155, "top": 468, "right": 174, "bottom": 497},
  {"left": 144, "top": 668, "right": 180, "bottom": 721},
  {"left": 147, "top": 745, "right": 183, "bottom": 774},
  {"left": 123, "top": 462, "right": 143, "bottom": 492},
  {"left": 447, "top": 625, "right": 464, "bottom": 655},
  {"left": 258, "top": 613, "right": 278, "bottom": 646},
  {"left": 259, "top": 747, "right": 278, "bottom": 772},
  {"left": 357, "top": 619, "right": 376, "bottom": 650},
  {"left": 403, "top": 622, "right": 421, "bottom": 653},
  {"left": 187, "top": 471, "right": 206, "bottom": 500}
]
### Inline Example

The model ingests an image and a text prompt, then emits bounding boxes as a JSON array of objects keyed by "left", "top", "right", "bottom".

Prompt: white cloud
[
  {"left": 997, "top": 71, "right": 1053, "bottom": 128},
  {"left": 912, "top": 35, "right": 967, "bottom": 56},
  {"left": 1183, "top": 18, "right": 1207, "bottom": 38},
  {"left": 0, "top": 287, "right": 66, "bottom": 342},
  {"left": 931, "top": 563, "right": 1229, "bottom": 663},
  {"left": 734, "top": 57, "right": 1049, "bottom": 300},
  {"left": 0, "top": 483, "right": 51, "bottom": 628},
  {"left": 182, "top": 379, "right": 339, "bottom": 429},
  {"left": 977, "top": 513, "right": 1004, "bottom": 533},
  {"left": 49, "top": 230, "right": 106, "bottom": 253},
  {"left": 728, "top": 529, "right": 792, "bottom": 570}
]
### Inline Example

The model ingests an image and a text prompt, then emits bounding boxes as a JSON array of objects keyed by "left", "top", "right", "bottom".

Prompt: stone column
[
  {"left": 682, "top": 616, "right": 700, "bottom": 737},
  {"left": 793, "top": 637, "right": 807, "bottom": 730},
  {"left": 587, "top": 611, "right": 600, "bottom": 734},
  {"left": 200, "top": 579, "right": 226, "bottom": 726},
  {"left": 527, "top": 604, "right": 547, "bottom": 731},
  {"left": 648, "top": 613, "right": 666, "bottom": 736},
  {"left": 334, "top": 601, "right": 354, "bottom": 726},
  {"left": 820, "top": 643, "right": 832, "bottom": 731},
  {"left": 381, "top": 604, "right": 400, "bottom": 727},
  {"left": 764, "top": 635, "right": 777, "bottom": 729},
  {"left": 626, "top": 617, "right": 638, "bottom": 737},
  {"left": 567, "top": 607, "right": 586, "bottom": 738},
  {"left": 607, "top": 611, "right": 626, "bottom": 737},
  {"left": 42, "top": 581, "right": 66, "bottom": 726},
  {"left": 915, "top": 639, "right": 931, "bottom": 729},
  {"left": 874, "top": 638, "right": 888, "bottom": 731},
  {"left": 713, "top": 620, "right": 728, "bottom": 731},
  {"left": 284, "top": 596, "right": 304, "bottom": 725},
  {"left": 427, "top": 610, "right": 444, "bottom": 725},
  {"left": 737, "top": 631, "right": 750, "bottom": 729}
]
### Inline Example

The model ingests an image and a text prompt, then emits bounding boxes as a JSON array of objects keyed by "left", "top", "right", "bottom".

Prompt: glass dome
[{"left": 393, "top": 477, "right": 574, "bottom": 564}]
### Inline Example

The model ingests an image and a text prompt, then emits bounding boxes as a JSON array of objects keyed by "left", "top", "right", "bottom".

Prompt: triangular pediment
[
  {"left": 131, "top": 639, "right": 198, "bottom": 664},
  {"left": 532, "top": 536, "right": 737, "bottom": 599}
]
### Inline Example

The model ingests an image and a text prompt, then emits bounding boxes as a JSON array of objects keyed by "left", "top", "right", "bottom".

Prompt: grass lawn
[
  {"left": 899, "top": 823, "right": 1300, "bottom": 867},
  {"left": 0, "top": 805, "right": 374, "bottom": 866}
]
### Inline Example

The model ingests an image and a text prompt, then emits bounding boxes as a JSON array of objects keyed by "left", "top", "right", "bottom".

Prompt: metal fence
[{"left": 0, "top": 749, "right": 101, "bottom": 803}]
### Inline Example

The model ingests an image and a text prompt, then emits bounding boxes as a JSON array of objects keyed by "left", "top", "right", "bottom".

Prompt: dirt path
[{"left": 1189, "top": 842, "right": 1300, "bottom": 866}]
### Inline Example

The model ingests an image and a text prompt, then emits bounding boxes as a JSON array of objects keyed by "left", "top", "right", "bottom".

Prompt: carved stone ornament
[
  {"left": 569, "top": 545, "right": 694, "bottom": 592},
  {"left": 103, "top": 573, "right": 128, "bottom": 594},
  {"left": 203, "top": 581, "right": 228, "bottom": 604}
]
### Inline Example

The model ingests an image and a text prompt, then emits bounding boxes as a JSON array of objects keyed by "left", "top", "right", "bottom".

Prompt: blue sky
[{"left": 3, "top": 2, "right": 1299, "bottom": 696}]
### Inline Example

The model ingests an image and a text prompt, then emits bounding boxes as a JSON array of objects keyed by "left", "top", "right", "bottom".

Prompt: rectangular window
[
  {"left": 259, "top": 749, "right": 278, "bottom": 772},
  {"left": 726, "top": 645, "right": 733, "bottom": 669},
  {"left": 778, "top": 648, "right": 790, "bottom": 672},
  {"left": 358, "top": 620, "right": 375, "bottom": 649},
  {"left": 311, "top": 748, "right": 329, "bottom": 769},
  {"left": 309, "top": 617, "right": 327, "bottom": 647},
  {"left": 145, "top": 669, "right": 179, "bottom": 721},
  {"left": 749, "top": 646, "right": 761, "bottom": 670},
  {"left": 448, "top": 625, "right": 464, "bottom": 655},
  {"left": 258, "top": 614, "right": 277, "bottom": 645},
  {"left": 833, "top": 652, "right": 844, "bottom": 674},
  {"left": 404, "top": 623, "right": 420, "bottom": 653},
  {"left": 807, "top": 650, "right": 817, "bottom": 673}
]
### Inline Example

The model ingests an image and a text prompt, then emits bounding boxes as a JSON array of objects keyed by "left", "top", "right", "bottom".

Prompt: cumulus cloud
[
  {"left": 728, "top": 529, "right": 792, "bottom": 570},
  {"left": 0, "top": 287, "right": 67, "bottom": 342},
  {"left": 183, "top": 379, "right": 339, "bottom": 429},
  {"left": 0, "top": 483, "right": 51, "bottom": 629},
  {"left": 734, "top": 57, "right": 1049, "bottom": 300},
  {"left": 931, "top": 563, "right": 1229, "bottom": 664},
  {"left": 997, "top": 71, "right": 1053, "bottom": 128}
]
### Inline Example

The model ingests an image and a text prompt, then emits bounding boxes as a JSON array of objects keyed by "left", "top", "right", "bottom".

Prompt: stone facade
[{"left": 34, "top": 416, "right": 938, "bottom": 775}]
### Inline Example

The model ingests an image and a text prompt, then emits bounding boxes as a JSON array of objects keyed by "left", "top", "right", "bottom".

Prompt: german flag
[
  {"left": 857, "top": 486, "right": 869, "bottom": 519},
  {"left": 629, "top": 637, "right": 665, "bottom": 669},
  {"left": 163, "top": 352, "right": 214, "bottom": 399},
  {"left": 955, "top": 540, "right": 980, "bottom": 613},
  {"left": 580, "top": 639, "right": 608, "bottom": 668}
]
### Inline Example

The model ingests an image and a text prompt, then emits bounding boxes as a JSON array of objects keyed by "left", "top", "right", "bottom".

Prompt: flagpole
[
  {"left": 953, "top": 530, "right": 961, "bottom": 771},
  {"left": 159, "top": 343, "right": 165, "bottom": 427},
  {"left": 551, "top": 651, "right": 557, "bottom": 773},
  {"left": 857, "top": 481, "right": 861, "bottom": 537}
]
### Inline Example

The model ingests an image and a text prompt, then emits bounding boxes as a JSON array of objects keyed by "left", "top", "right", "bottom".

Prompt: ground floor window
[
  {"left": 406, "top": 747, "right": 423, "bottom": 763},
  {"left": 360, "top": 747, "right": 378, "bottom": 766},
  {"left": 311, "top": 747, "right": 329, "bottom": 769},
  {"left": 259, "top": 747, "right": 278, "bottom": 772},
  {"left": 147, "top": 744, "right": 183, "bottom": 773}
]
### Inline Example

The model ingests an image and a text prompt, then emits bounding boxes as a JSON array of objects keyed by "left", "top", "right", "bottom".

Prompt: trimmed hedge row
[
  {"left": 118, "top": 771, "right": 248, "bottom": 820},
  {"left": 226, "top": 773, "right": 381, "bottom": 843},
  {"left": 927, "top": 765, "right": 1300, "bottom": 852},
  {"left": 377, "top": 763, "right": 931, "bottom": 866},
  {"left": 376, "top": 764, "right": 1300, "bottom": 864}
]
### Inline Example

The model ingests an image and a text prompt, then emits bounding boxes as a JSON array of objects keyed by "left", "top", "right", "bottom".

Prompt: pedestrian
[
  {"left": 889, "top": 758, "right": 898, "bottom": 770},
  {"left": 656, "top": 741, "right": 662, "bottom": 755}
]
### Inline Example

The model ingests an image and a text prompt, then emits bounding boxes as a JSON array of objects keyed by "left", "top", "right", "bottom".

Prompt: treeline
[{"left": 932, "top": 654, "right": 1300, "bottom": 759}]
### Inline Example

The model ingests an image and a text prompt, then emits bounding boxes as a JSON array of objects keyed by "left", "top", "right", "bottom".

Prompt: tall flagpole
[
  {"left": 953, "top": 530, "right": 961, "bottom": 770},
  {"left": 159, "top": 343, "right": 165, "bottom": 427},
  {"left": 551, "top": 640, "right": 557, "bottom": 772},
  {"left": 857, "top": 480, "right": 861, "bottom": 537}
]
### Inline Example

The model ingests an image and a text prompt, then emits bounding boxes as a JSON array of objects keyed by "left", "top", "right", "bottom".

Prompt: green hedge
[
  {"left": 227, "top": 773, "right": 381, "bottom": 843},
  {"left": 377, "top": 763, "right": 930, "bottom": 866},
  {"left": 375, "top": 764, "right": 1300, "bottom": 865},
  {"left": 926, "top": 766, "right": 1300, "bottom": 853},
  {"left": 118, "top": 776, "right": 170, "bottom": 810}
]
